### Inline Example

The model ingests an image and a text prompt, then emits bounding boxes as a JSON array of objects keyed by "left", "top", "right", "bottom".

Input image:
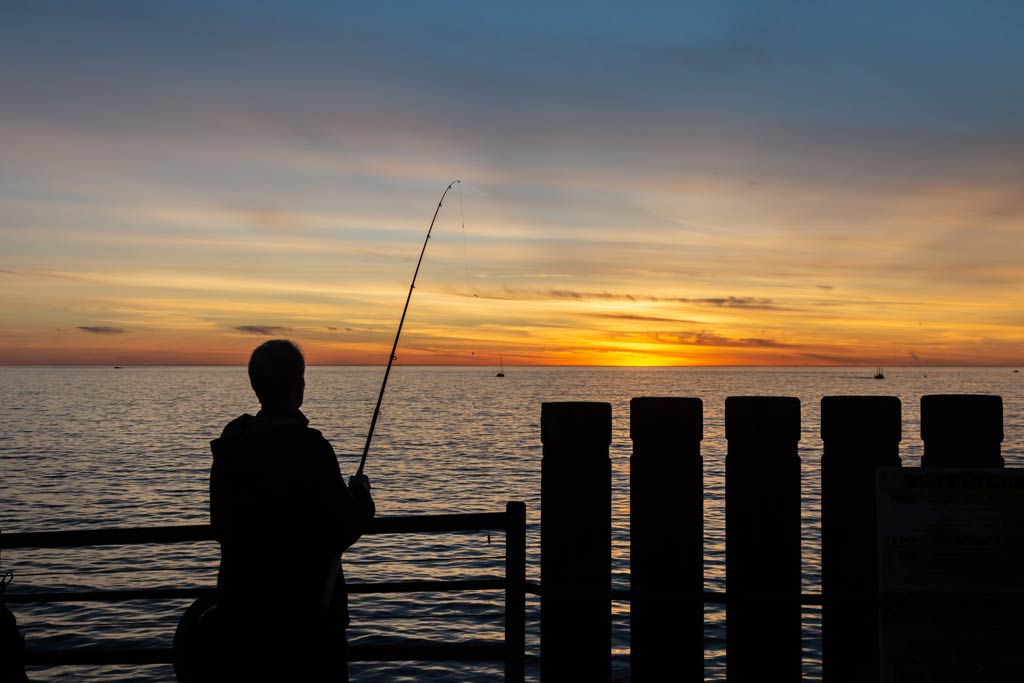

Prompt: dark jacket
[{"left": 210, "top": 407, "right": 374, "bottom": 627}]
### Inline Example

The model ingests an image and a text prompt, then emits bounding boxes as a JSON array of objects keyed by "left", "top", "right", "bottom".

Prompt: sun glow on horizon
[{"left": 2, "top": 4, "right": 1023, "bottom": 367}]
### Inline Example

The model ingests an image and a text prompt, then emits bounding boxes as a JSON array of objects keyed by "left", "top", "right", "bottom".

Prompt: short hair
[{"left": 248, "top": 339, "right": 305, "bottom": 403}]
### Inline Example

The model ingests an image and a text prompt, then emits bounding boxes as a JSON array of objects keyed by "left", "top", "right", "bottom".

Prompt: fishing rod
[{"left": 356, "top": 180, "right": 460, "bottom": 477}]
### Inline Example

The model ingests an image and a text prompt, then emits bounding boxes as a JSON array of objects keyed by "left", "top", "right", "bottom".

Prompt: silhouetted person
[
  {"left": 207, "top": 339, "right": 374, "bottom": 681},
  {"left": 1, "top": 594, "right": 30, "bottom": 683}
]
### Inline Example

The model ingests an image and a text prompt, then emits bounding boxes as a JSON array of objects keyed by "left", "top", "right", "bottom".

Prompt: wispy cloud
[
  {"left": 78, "top": 326, "right": 128, "bottom": 334},
  {"left": 587, "top": 313, "right": 703, "bottom": 324},
  {"left": 3, "top": 4, "right": 1023, "bottom": 366},
  {"left": 659, "top": 331, "right": 789, "bottom": 348},
  {"left": 476, "top": 287, "right": 788, "bottom": 310},
  {"left": 234, "top": 325, "right": 292, "bottom": 336},
  {"left": 680, "top": 297, "right": 782, "bottom": 310}
]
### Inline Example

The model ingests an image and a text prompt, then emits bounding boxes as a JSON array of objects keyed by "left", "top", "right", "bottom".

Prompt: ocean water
[{"left": 2, "top": 365, "right": 1022, "bottom": 682}]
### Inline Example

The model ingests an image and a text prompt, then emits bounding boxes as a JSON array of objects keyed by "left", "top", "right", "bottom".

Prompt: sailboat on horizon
[{"left": 496, "top": 355, "right": 505, "bottom": 378}]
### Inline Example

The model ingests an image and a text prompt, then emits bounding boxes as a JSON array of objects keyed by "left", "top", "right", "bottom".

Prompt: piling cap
[
  {"left": 630, "top": 397, "right": 703, "bottom": 442},
  {"left": 921, "top": 394, "right": 1003, "bottom": 443},
  {"left": 821, "top": 396, "right": 902, "bottom": 442},
  {"left": 725, "top": 396, "right": 800, "bottom": 442},
  {"left": 541, "top": 402, "right": 612, "bottom": 447}
]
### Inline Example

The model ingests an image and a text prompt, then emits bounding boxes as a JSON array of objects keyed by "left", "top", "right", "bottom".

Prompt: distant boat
[
  {"left": 496, "top": 356, "right": 505, "bottom": 378},
  {"left": 874, "top": 368, "right": 885, "bottom": 379},
  {"left": 114, "top": 366, "right": 123, "bottom": 369}
]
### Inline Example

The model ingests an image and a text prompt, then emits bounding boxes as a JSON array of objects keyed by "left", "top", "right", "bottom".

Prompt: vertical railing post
[
  {"left": 920, "top": 394, "right": 1004, "bottom": 467},
  {"left": 820, "top": 396, "right": 902, "bottom": 683},
  {"left": 504, "top": 500, "right": 526, "bottom": 683},
  {"left": 725, "top": 396, "right": 802, "bottom": 682},
  {"left": 540, "top": 402, "right": 612, "bottom": 682},
  {"left": 629, "top": 397, "right": 704, "bottom": 682}
]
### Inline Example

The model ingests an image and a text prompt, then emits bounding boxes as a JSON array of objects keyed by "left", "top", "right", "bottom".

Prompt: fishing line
[
  {"left": 457, "top": 180, "right": 483, "bottom": 368},
  {"left": 459, "top": 180, "right": 466, "bottom": 237},
  {"left": 459, "top": 180, "right": 476, "bottom": 299},
  {"left": 357, "top": 180, "right": 461, "bottom": 477}
]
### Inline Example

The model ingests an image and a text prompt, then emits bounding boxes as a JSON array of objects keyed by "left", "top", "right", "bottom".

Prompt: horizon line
[{"left": 1, "top": 363, "right": 1020, "bottom": 369}]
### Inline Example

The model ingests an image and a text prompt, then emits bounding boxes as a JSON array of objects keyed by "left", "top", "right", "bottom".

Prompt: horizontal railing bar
[
  {"left": 5, "top": 578, "right": 508, "bottom": 604},
  {"left": 349, "top": 578, "right": 506, "bottom": 593},
  {"left": 350, "top": 642, "right": 506, "bottom": 662},
  {"left": 367, "top": 512, "right": 510, "bottom": 535},
  {"left": 25, "top": 648, "right": 171, "bottom": 666},
  {"left": 2, "top": 525, "right": 212, "bottom": 549},
  {"left": 1, "top": 512, "right": 511, "bottom": 550},
  {"left": 6, "top": 587, "right": 212, "bottom": 604},
  {"left": 523, "top": 582, "right": 1024, "bottom": 605},
  {"left": 21, "top": 580, "right": 1017, "bottom": 606},
  {"left": 24, "top": 641, "right": 507, "bottom": 666}
]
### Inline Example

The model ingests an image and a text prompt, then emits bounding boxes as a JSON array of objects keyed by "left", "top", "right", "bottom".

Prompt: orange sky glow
[{"left": 2, "top": 5, "right": 1023, "bottom": 367}]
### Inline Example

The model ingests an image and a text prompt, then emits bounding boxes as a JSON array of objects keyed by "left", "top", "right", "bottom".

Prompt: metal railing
[{"left": 2, "top": 502, "right": 527, "bottom": 682}]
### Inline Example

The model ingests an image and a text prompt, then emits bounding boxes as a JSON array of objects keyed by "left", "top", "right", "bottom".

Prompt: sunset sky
[{"left": 2, "top": 2, "right": 1022, "bottom": 366}]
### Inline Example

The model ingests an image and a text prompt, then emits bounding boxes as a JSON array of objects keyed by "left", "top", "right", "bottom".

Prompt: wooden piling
[
  {"left": 880, "top": 394, "right": 1007, "bottom": 678},
  {"left": 820, "top": 396, "right": 902, "bottom": 683},
  {"left": 725, "top": 396, "right": 802, "bottom": 682},
  {"left": 504, "top": 501, "right": 527, "bottom": 683},
  {"left": 629, "top": 397, "right": 704, "bottom": 682},
  {"left": 540, "top": 401, "right": 612, "bottom": 681},
  {"left": 921, "top": 394, "right": 1003, "bottom": 467}
]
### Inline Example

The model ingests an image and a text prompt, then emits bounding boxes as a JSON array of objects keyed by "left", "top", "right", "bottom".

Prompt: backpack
[{"left": 1, "top": 571, "right": 30, "bottom": 683}]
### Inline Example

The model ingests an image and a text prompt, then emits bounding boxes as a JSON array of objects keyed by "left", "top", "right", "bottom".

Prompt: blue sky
[{"left": 2, "top": 1, "right": 1022, "bottom": 364}]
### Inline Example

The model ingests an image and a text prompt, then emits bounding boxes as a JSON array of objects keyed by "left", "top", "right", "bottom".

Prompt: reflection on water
[{"left": 2, "top": 366, "right": 1021, "bottom": 681}]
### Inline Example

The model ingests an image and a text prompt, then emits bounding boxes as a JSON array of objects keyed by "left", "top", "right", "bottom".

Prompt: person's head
[{"left": 248, "top": 339, "right": 305, "bottom": 408}]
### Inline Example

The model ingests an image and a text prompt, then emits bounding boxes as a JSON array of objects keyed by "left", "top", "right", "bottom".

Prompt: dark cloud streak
[
  {"left": 588, "top": 313, "right": 703, "bottom": 324},
  {"left": 685, "top": 296, "right": 781, "bottom": 310},
  {"left": 477, "top": 287, "right": 788, "bottom": 310},
  {"left": 234, "top": 325, "right": 292, "bottom": 336},
  {"left": 653, "top": 330, "right": 789, "bottom": 348},
  {"left": 78, "top": 326, "right": 128, "bottom": 334}
]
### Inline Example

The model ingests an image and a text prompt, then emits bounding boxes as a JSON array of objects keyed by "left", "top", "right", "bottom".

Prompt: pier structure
[
  {"left": 2, "top": 392, "right": 1015, "bottom": 682},
  {"left": 3, "top": 506, "right": 528, "bottom": 681},
  {"left": 535, "top": 393, "right": 1008, "bottom": 682}
]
